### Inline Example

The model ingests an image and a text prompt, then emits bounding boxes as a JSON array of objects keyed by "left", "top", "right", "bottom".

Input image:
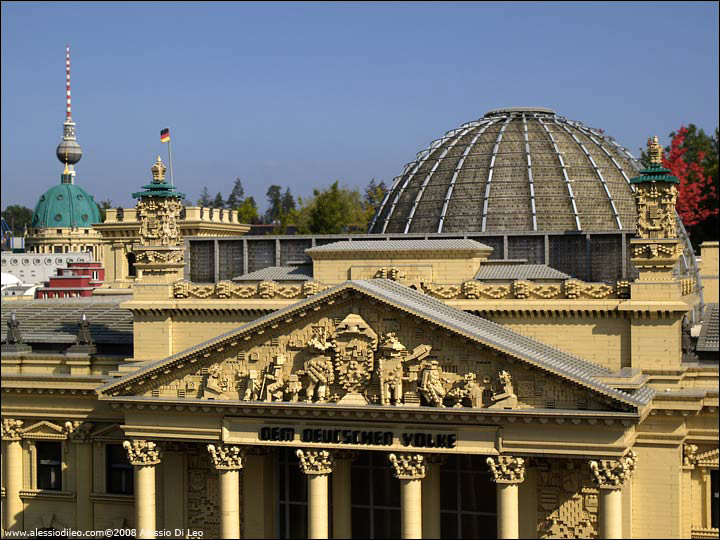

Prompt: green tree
[
  {"left": 281, "top": 187, "right": 296, "bottom": 215},
  {"left": 237, "top": 197, "right": 259, "bottom": 224},
  {"left": 298, "top": 181, "right": 367, "bottom": 234},
  {"left": 97, "top": 199, "right": 113, "bottom": 222},
  {"left": 265, "top": 185, "right": 283, "bottom": 223},
  {"left": 212, "top": 192, "right": 225, "bottom": 209},
  {"left": 198, "top": 187, "right": 212, "bottom": 207},
  {"left": 226, "top": 178, "right": 245, "bottom": 209},
  {"left": 1, "top": 205, "right": 33, "bottom": 236},
  {"left": 363, "top": 178, "right": 388, "bottom": 227}
]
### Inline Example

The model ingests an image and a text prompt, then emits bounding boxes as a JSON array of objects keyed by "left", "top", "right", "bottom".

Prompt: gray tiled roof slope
[
  {"left": 233, "top": 265, "right": 313, "bottom": 282},
  {"left": 697, "top": 303, "right": 719, "bottom": 352},
  {"left": 99, "top": 279, "right": 651, "bottom": 408},
  {"left": 475, "top": 264, "right": 570, "bottom": 280},
  {"left": 306, "top": 239, "right": 491, "bottom": 253},
  {"left": 1, "top": 300, "right": 132, "bottom": 344}
]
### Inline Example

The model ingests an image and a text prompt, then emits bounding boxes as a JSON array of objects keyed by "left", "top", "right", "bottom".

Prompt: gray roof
[
  {"left": 99, "top": 279, "right": 651, "bottom": 409},
  {"left": 306, "top": 239, "right": 491, "bottom": 254},
  {"left": 697, "top": 303, "right": 719, "bottom": 353},
  {"left": 233, "top": 265, "right": 313, "bottom": 282},
  {"left": 475, "top": 263, "right": 570, "bottom": 281},
  {"left": 1, "top": 298, "right": 132, "bottom": 344}
]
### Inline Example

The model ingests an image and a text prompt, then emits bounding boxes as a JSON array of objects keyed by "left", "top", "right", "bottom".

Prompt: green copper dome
[{"left": 31, "top": 183, "right": 101, "bottom": 228}]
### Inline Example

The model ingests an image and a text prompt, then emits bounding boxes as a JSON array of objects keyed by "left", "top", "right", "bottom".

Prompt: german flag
[{"left": 160, "top": 128, "right": 170, "bottom": 143}]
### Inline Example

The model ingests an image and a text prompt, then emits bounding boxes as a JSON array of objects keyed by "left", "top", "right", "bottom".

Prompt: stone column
[
  {"left": 589, "top": 451, "right": 637, "bottom": 539},
  {"left": 486, "top": 455, "right": 526, "bottom": 539},
  {"left": 389, "top": 453, "right": 426, "bottom": 540},
  {"left": 2, "top": 419, "right": 24, "bottom": 533},
  {"left": 65, "top": 421, "right": 94, "bottom": 531},
  {"left": 332, "top": 451, "right": 355, "bottom": 540},
  {"left": 208, "top": 444, "right": 245, "bottom": 539},
  {"left": 124, "top": 440, "right": 162, "bottom": 540},
  {"left": 422, "top": 456, "right": 443, "bottom": 539},
  {"left": 296, "top": 449, "right": 334, "bottom": 539}
]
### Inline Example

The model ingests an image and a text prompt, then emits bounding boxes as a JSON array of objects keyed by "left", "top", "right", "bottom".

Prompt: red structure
[{"left": 35, "top": 261, "right": 104, "bottom": 299}]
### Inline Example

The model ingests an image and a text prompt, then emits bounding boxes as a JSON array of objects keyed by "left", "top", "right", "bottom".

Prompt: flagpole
[{"left": 167, "top": 137, "right": 175, "bottom": 187}]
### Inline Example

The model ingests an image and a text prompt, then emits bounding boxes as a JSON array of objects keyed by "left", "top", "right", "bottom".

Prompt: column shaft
[
  {"left": 497, "top": 483, "right": 519, "bottom": 539},
  {"left": 332, "top": 459, "right": 352, "bottom": 539},
  {"left": 598, "top": 488, "right": 623, "bottom": 539},
  {"left": 308, "top": 474, "right": 329, "bottom": 539},
  {"left": 4, "top": 439, "right": 24, "bottom": 532},
  {"left": 422, "top": 461, "right": 441, "bottom": 539},
  {"left": 220, "top": 469, "right": 241, "bottom": 539},
  {"left": 401, "top": 478, "right": 422, "bottom": 539},
  {"left": 136, "top": 465, "right": 157, "bottom": 539},
  {"left": 75, "top": 442, "right": 94, "bottom": 531}
]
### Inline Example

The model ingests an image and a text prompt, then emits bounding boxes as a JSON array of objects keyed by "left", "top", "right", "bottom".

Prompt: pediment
[
  {"left": 22, "top": 420, "right": 67, "bottom": 439},
  {"left": 90, "top": 424, "right": 126, "bottom": 442},
  {"left": 98, "top": 280, "right": 645, "bottom": 413}
]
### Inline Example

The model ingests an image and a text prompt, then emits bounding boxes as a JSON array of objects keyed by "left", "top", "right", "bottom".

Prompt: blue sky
[{"left": 2, "top": 1, "right": 718, "bottom": 211}]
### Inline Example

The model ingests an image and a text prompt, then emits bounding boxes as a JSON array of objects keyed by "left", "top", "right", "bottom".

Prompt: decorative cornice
[
  {"left": 486, "top": 455, "right": 526, "bottom": 484},
  {"left": 296, "top": 449, "right": 333, "bottom": 475},
  {"left": 1, "top": 418, "right": 23, "bottom": 440},
  {"left": 64, "top": 421, "right": 94, "bottom": 443},
  {"left": 123, "top": 440, "right": 162, "bottom": 466},
  {"left": 207, "top": 444, "right": 245, "bottom": 470},
  {"left": 388, "top": 453, "right": 426, "bottom": 480},
  {"left": 589, "top": 450, "right": 637, "bottom": 489}
]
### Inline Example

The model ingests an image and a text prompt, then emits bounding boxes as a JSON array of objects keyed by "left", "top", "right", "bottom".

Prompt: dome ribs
[
  {"left": 437, "top": 119, "right": 500, "bottom": 232},
  {"left": 368, "top": 108, "right": 648, "bottom": 235},
  {"left": 553, "top": 119, "right": 623, "bottom": 230},
  {"left": 481, "top": 116, "right": 513, "bottom": 232},
  {"left": 537, "top": 116, "right": 582, "bottom": 231},
  {"left": 522, "top": 115, "right": 538, "bottom": 231},
  {"left": 566, "top": 123, "right": 636, "bottom": 230},
  {"left": 404, "top": 124, "right": 476, "bottom": 233}
]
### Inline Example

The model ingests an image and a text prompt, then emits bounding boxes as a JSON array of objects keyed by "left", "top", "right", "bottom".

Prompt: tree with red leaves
[{"left": 664, "top": 126, "right": 718, "bottom": 228}]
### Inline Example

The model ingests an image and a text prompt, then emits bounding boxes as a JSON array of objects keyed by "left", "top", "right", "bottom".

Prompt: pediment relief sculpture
[{"left": 126, "top": 302, "right": 612, "bottom": 413}]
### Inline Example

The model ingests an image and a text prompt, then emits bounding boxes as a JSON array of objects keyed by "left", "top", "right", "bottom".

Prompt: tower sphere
[{"left": 56, "top": 139, "right": 82, "bottom": 165}]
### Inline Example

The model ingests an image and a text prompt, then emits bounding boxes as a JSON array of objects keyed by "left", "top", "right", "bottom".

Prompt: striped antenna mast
[{"left": 65, "top": 44, "right": 72, "bottom": 120}]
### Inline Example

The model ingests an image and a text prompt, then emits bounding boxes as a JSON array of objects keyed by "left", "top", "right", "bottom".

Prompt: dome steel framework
[{"left": 370, "top": 108, "right": 641, "bottom": 235}]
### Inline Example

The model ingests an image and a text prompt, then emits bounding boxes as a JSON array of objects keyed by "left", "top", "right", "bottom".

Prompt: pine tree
[
  {"left": 226, "top": 178, "right": 245, "bottom": 209},
  {"left": 265, "top": 185, "right": 283, "bottom": 223},
  {"left": 212, "top": 192, "right": 225, "bottom": 209},
  {"left": 198, "top": 187, "right": 212, "bottom": 207},
  {"left": 281, "top": 187, "right": 296, "bottom": 215}
]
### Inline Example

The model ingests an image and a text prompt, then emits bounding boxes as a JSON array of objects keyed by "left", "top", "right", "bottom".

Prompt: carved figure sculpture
[
  {"left": 489, "top": 370, "right": 518, "bottom": 409},
  {"left": 377, "top": 333, "right": 407, "bottom": 405},
  {"left": 286, "top": 374, "right": 302, "bottom": 402},
  {"left": 418, "top": 360, "right": 447, "bottom": 407},
  {"left": 243, "top": 370, "right": 261, "bottom": 401},
  {"left": 447, "top": 372, "right": 485, "bottom": 408},
  {"left": 202, "top": 364, "right": 226, "bottom": 399},
  {"left": 303, "top": 356, "right": 334, "bottom": 403},
  {"left": 264, "top": 355, "right": 287, "bottom": 402},
  {"left": 5, "top": 312, "right": 22, "bottom": 345},
  {"left": 76, "top": 313, "right": 93, "bottom": 345}
]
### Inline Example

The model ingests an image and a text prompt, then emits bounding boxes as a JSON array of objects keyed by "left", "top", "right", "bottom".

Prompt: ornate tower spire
[{"left": 56, "top": 44, "right": 83, "bottom": 184}]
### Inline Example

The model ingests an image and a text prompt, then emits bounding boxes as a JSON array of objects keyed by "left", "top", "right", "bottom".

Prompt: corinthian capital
[
  {"left": 64, "top": 421, "right": 94, "bottom": 443},
  {"left": 1, "top": 419, "right": 23, "bottom": 441},
  {"left": 296, "top": 449, "right": 334, "bottom": 475},
  {"left": 589, "top": 450, "right": 637, "bottom": 489},
  {"left": 388, "top": 453, "right": 426, "bottom": 480},
  {"left": 123, "top": 440, "right": 162, "bottom": 466},
  {"left": 486, "top": 455, "right": 526, "bottom": 484},
  {"left": 207, "top": 444, "right": 245, "bottom": 470}
]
